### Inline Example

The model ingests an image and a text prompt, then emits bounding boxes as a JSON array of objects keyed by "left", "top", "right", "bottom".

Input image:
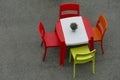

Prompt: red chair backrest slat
[{"left": 60, "top": 3, "right": 80, "bottom": 19}]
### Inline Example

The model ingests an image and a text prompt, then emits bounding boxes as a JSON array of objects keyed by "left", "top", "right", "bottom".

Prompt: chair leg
[
  {"left": 42, "top": 47, "right": 47, "bottom": 61},
  {"left": 100, "top": 41, "right": 104, "bottom": 55},
  {"left": 92, "top": 59, "right": 95, "bottom": 74},
  {"left": 73, "top": 61, "right": 76, "bottom": 78},
  {"left": 69, "top": 51, "right": 72, "bottom": 63},
  {"left": 41, "top": 41, "right": 43, "bottom": 46}
]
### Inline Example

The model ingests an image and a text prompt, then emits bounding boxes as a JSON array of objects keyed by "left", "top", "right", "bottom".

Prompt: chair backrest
[
  {"left": 38, "top": 22, "right": 45, "bottom": 39},
  {"left": 96, "top": 15, "right": 108, "bottom": 40},
  {"left": 75, "top": 49, "right": 96, "bottom": 63},
  {"left": 59, "top": 3, "right": 80, "bottom": 19}
]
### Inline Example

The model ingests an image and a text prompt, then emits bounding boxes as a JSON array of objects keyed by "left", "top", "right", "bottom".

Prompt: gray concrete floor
[{"left": 0, "top": 0, "right": 120, "bottom": 80}]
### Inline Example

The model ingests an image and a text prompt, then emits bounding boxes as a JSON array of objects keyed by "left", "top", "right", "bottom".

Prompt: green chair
[{"left": 69, "top": 45, "right": 96, "bottom": 78}]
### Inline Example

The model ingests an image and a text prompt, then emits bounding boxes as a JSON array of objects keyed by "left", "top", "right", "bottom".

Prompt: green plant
[{"left": 70, "top": 23, "right": 78, "bottom": 31}]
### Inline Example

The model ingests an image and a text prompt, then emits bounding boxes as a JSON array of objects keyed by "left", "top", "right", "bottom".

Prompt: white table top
[{"left": 60, "top": 16, "right": 88, "bottom": 46}]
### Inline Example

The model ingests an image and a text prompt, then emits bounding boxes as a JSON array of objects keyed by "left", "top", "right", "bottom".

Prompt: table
[{"left": 55, "top": 16, "right": 94, "bottom": 66}]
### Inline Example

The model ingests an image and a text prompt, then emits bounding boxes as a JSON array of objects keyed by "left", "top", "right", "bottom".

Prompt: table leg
[
  {"left": 89, "top": 37, "right": 94, "bottom": 51},
  {"left": 60, "top": 42, "right": 66, "bottom": 66}
]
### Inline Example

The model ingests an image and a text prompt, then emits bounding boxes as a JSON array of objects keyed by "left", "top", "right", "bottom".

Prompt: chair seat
[
  {"left": 92, "top": 27, "right": 102, "bottom": 41},
  {"left": 73, "top": 53, "right": 93, "bottom": 61},
  {"left": 70, "top": 45, "right": 90, "bottom": 54},
  {"left": 70, "top": 45, "right": 93, "bottom": 61},
  {"left": 44, "top": 32, "right": 60, "bottom": 47}
]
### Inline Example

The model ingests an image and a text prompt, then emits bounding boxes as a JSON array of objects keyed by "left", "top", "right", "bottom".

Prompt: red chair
[
  {"left": 59, "top": 3, "right": 80, "bottom": 19},
  {"left": 92, "top": 15, "right": 108, "bottom": 54},
  {"left": 38, "top": 22, "right": 61, "bottom": 61}
]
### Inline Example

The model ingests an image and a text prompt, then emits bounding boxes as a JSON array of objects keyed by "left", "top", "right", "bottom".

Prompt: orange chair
[
  {"left": 92, "top": 15, "right": 108, "bottom": 54},
  {"left": 59, "top": 3, "right": 80, "bottom": 19},
  {"left": 38, "top": 22, "right": 61, "bottom": 61}
]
